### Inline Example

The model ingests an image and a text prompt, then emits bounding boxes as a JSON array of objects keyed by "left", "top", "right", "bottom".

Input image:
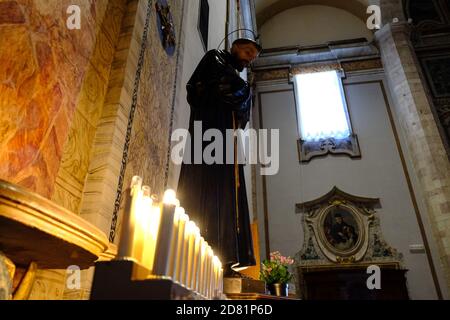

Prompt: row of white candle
[{"left": 117, "top": 176, "right": 223, "bottom": 299}]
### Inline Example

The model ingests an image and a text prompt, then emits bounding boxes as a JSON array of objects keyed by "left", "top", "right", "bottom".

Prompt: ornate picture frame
[
  {"left": 295, "top": 187, "right": 403, "bottom": 265},
  {"left": 306, "top": 201, "right": 371, "bottom": 263},
  {"left": 297, "top": 134, "right": 361, "bottom": 163}
]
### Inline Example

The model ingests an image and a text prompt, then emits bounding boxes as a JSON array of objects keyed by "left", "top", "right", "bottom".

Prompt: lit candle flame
[{"left": 163, "top": 189, "right": 177, "bottom": 205}]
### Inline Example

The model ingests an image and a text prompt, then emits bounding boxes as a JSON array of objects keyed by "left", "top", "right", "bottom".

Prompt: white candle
[
  {"left": 133, "top": 186, "right": 151, "bottom": 266},
  {"left": 211, "top": 256, "right": 220, "bottom": 298},
  {"left": 196, "top": 237, "right": 206, "bottom": 295},
  {"left": 117, "top": 176, "right": 142, "bottom": 260},
  {"left": 218, "top": 267, "right": 223, "bottom": 296},
  {"left": 181, "top": 220, "right": 195, "bottom": 287},
  {"left": 210, "top": 256, "right": 216, "bottom": 298},
  {"left": 153, "top": 189, "right": 178, "bottom": 276},
  {"left": 199, "top": 241, "right": 209, "bottom": 297},
  {"left": 204, "top": 246, "right": 213, "bottom": 298},
  {"left": 173, "top": 209, "right": 188, "bottom": 282},
  {"left": 186, "top": 223, "right": 199, "bottom": 290},
  {"left": 217, "top": 260, "right": 221, "bottom": 296},
  {"left": 168, "top": 207, "right": 185, "bottom": 280},
  {"left": 190, "top": 227, "right": 201, "bottom": 291},
  {"left": 141, "top": 192, "right": 161, "bottom": 272},
  {"left": 214, "top": 256, "right": 222, "bottom": 298}
]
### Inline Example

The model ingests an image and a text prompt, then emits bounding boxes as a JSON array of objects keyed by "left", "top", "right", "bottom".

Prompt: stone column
[
  {"left": 375, "top": 22, "right": 450, "bottom": 292},
  {"left": 62, "top": 0, "right": 145, "bottom": 300}
]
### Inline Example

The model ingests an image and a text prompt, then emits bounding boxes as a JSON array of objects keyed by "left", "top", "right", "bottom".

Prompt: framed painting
[
  {"left": 322, "top": 207, "right": 361, "bottom": 254},
  {"left": 296, "top": 187, "right": 380, "bottom": 263},
  {"left": 295, "top": 186, "right": 404, "bottom": 297}
]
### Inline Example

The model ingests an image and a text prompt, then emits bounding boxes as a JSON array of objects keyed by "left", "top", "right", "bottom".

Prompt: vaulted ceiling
[{"left": 255, "top": 0, "right": 377, "bottom": 27}]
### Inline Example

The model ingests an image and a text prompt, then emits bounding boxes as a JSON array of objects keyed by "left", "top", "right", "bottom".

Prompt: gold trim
[
  {"left": 12, "top": 262, "right": 37, "bottom": 300},
  {"left": 254, "top": 68, "right": 289, "bottom": 82},
  {"left": 3, "top": 255, "right": 15, "bottom": 284},
  {"left": 253, "top": 59, "right": 383, "bottom": 83},
  {"left": 97, "top": 243, "right": 118, "bottom": 262},
  {"left": 341, "top": 59, "right": 383, "bottom": 72},
  {"left": 291, "top": 63, "right": 341, "bottom": 75}
]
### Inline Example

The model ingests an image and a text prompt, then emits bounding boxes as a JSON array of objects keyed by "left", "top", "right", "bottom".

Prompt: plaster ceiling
[{"left": 255, "top": 0, "right": 378, "bottom": 27}]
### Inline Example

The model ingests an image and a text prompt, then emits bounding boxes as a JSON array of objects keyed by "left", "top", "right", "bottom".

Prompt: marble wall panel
[{"left": 0, "top": 0, "right": 97, "bottom": 198}]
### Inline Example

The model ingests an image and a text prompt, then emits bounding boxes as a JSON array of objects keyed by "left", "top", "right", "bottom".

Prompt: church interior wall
[
  {"left": 251, "top": 0, "right": 450, "bottom": 299},
  {"left": 0, "top": 0, "right": 126, "bottom": 205},
  {"left": 254, "top": 70, "right": 442, "bottom": 299}
]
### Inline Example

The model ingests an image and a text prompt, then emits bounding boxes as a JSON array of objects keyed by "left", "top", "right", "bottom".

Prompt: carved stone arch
[{"left": 256, "top": 0, "right": 371, "bottom": 28}]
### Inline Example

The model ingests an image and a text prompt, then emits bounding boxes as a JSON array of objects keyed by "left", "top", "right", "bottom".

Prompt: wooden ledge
[{"left": 0, "top": 180, "right": 109, "bottom": 269}]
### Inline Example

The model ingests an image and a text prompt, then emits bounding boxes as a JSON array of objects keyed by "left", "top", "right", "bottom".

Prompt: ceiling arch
[{"left": 256, "top": 0, "right": 371, "bottom": 27}]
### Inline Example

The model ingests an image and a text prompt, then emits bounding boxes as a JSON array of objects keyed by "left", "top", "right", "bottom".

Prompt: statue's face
[{"left": 231, "top": 43, "right": 260, "bottom": 71}]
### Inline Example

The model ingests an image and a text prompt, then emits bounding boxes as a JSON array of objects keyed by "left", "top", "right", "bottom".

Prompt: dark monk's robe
[{"left": 177, "top": 49, "right": 256, "bottom": 270}]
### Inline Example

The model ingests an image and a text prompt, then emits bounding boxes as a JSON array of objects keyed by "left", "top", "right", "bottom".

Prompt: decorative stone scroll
[{"left": 297, "top": 134, "right": 361, "bottom": 163}]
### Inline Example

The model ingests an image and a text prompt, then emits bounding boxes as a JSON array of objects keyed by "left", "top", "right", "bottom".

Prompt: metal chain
[{"left": 109, "top": 0, "right": 153, "bottom": 243}]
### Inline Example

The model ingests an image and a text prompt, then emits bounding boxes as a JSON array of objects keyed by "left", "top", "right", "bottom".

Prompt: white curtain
[{"left": 294, "top": 70, "right": 351, "bottom": 142}]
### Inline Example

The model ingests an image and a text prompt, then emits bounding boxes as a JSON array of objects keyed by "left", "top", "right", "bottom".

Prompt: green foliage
[{"left": 259, "top": 251, "right": 294, "bottom": 285}]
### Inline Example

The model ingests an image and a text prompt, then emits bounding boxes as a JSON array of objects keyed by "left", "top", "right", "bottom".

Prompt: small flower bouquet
[{"left": 260, "top": 251, "right": 295, "bottom": 285}]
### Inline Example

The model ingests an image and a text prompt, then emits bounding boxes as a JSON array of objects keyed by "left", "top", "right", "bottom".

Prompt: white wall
[
  {"left": 168, "top": 0, "right": 226, "bottom": 189},
  {"left": 259, "top": 5, "right": 374, "bottom": 48},
  {"left": 208, "top": 0, "right": 227, "bottom": 50},
  {"left": 254, "top": 72, "right": 440, "bottom": 299},
  {"left": 169, "top": 1, "right": 258, "bottom": 221}
]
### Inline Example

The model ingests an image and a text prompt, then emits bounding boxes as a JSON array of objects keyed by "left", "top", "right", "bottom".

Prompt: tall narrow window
[
  {"left": 295, "top": 70, "right": 351, "bottom": 141},
  {"left": 294, "top": 70, "right": 361, "bottom": 162},
  {"left": 198, "top": 0, "right": 209, "bottom": 51}
]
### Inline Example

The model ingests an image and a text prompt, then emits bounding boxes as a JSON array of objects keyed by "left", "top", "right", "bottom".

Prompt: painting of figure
[{"left": 323, "top": 208, "right": 359, "bottom": 252}]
